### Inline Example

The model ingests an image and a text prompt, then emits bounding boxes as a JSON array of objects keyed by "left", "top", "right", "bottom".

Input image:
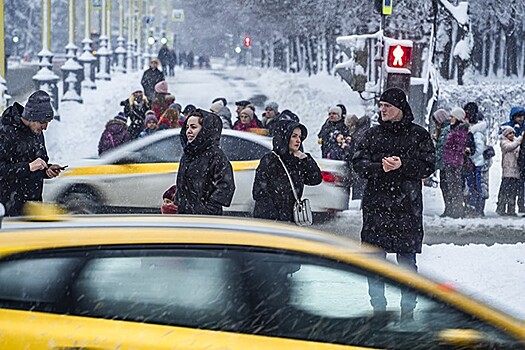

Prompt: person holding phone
[{"left": 0, "top": 90, "right": 67, "bottom": 216}]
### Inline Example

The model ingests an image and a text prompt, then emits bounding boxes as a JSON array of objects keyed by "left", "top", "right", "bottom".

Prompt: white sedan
[{"left": 43, "top": 129, "right": 350, "bottom": 218}]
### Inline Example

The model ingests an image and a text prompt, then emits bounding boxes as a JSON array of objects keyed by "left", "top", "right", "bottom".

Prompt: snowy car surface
[
  {"left": 0, "top": 214, "right": 523, "bottom": 349},
  {"left": 42, "top": 129, "right": 349, "bottom": 217}
]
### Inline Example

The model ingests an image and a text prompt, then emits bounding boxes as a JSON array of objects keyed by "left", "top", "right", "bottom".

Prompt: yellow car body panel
[
  {"left": 0, "top": 309, "right": 370, "bottom": 350},
  {"left": 0, "top": 215, "right": 524, "bottom": 346}
]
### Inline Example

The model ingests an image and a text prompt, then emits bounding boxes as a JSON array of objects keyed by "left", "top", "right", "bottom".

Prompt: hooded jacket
[
  {"left": 500, "top": 106, "right": 525, "bottom": 137},
  {"left": 0, "top": 103, "right": 51, "bottom": 216},
  {"left": 175, "top": 110, "right": 235, "bottom": 215},
  {"left": 352, "top": 108, "right": 435, "bottom": 253},
  {"left": 98, "top": 120, "right": 131, "bottom": 156},
  {"left": 469, "top": 120, "right": 488, "bottom": 167},
  {"left": 252, "top": 120, "right": 322, "bottom": 222}
]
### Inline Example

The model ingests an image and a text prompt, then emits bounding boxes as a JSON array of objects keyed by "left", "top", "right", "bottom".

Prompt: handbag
[{"left": 272, "top": 151, "right": 313, "bottom": 226}]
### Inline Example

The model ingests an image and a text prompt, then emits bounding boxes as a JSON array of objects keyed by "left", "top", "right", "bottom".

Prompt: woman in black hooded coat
[
  {"left": 175, "top": 109, "right": 235, "bottom": 215},
  {"left": 253, "top": 120, "right": 322, "bottom": 222}
]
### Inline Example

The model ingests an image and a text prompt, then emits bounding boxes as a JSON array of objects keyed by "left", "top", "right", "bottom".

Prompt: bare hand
[
  {"left": 29, "top": 158, "right": 48, "bottom": 172},
  {"left": 294, "top": 150, "right": 307, "bottom": 159},
  {"left": 382, "top": 156, "right": 402, "bottom": 172},
  {"left": 46, "top": 164, "right": 64, "bottom": 178}
]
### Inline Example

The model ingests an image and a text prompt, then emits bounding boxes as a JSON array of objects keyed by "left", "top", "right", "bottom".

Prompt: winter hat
[
  {"left": 380, "top": 88, "right": 409, "bottom": 111},
  {"left": 265, "top": 101, "right": 279, "bottom": 112},
  {"left": 235, "top": 100, "right": 251, "bottom": 107},
  {"left": 22, "top": 90, "right": 54, "bottom": 122},
  {"left": 154, "top": 80, "right": 169, "bottom": 94},
  {"left": 240, "top": 108, "right": 254, "bottom": 119},
  {"left": 210, "top": 100, "right": 224, "bottom": 113},
  {"left": 329, "top": 106, "right": 342, "bottom": 117},
  {"left": 183, "top": 104, "right": 196, "bottom": 115},
  {"left": 501, "top": 125, "right": 516, "bottom": 137},
  {"left": 510, "top": 106, "right": 525, "bottom": 121},
  {"left": 336, "top": 104, "right": 347, "bottom": 116},
  {"left": 212, "top": 97, "right": 227, "bottom": 106},
  {"left": 450, "top": 107, "right": 466, "bottom": 123},
  {"left": 463, "top": 102, "right": 479, "bottom": 123},
  {"left": 131, "top": 84, "right": 143, "bottom": 94},
  {"left": 433, "top": 109, "right": 450, "bottom": 124},
  {"left": 279, "top": 109, "right": 300, "bottom": 122},
  {"left": 145, "top": 109, "right": 155, "bottom": 117},
  {"left": 114, "top": 112, "right": 127, "bottom": 124},
  {"left": 169, "top": 103, "right": 182, "bottom": 112},
  {"left": 144, "top": 113, "right": 158, "bottom": 127}
]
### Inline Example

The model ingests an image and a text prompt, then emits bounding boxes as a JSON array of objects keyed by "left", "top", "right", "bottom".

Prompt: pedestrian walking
[
  {"left": 440, "top": 107, "right": 469, "bottom": 218},
  {"left": 318, "top": 106, "right": 348, "bottom": 158},
  {"left": 120, "top": 86, "right": 150, "bottom": 139},
  {"left": 0, "top": 90, "right": 66, "bottom": 216},
  {"left": 98, "top": 112, "right": 131, "bottom": 156},
  {"left": 252, "top": 119, "right": 322, "bottom": 222},
  {"left": 174, "top": 109, "right": 235, "bottom": 214},
  {"left": 141, "top": 59, "right": 165, "bottom": 101},
  {"left": 352, "top": 88, "right": 435, "bottom": 321},
  {"left": 496, "top": 126, "right": 522, "bottom": 216}
]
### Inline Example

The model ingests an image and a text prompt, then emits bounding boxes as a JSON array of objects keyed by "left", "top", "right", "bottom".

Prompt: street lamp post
[
  {"left": 115, "top": 0, "right": 126, "bottom": 73},
  {"left": 79, "top": 0, "right": 97, "bottom": 89},
  {"left": 61, "top": 0, "right": 83, "bottom": 103},
  {"left": 126, "top": 0, "right": 135, "bottom": 71},
  {"left": 32, "top": 0, "right": 60, "bottom": 119},
  {"left": 96, "top": 0, "right": 111, "bottom": 80}
]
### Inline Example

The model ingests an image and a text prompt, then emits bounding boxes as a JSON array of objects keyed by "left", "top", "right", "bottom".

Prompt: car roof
[{"left": 0, "top": 215, "right": 368, "bottom": 254}]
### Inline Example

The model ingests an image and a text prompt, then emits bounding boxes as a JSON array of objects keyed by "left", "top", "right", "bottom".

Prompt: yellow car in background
[{"left": 0, "top": 214, "right": 524, "bottom": 349}]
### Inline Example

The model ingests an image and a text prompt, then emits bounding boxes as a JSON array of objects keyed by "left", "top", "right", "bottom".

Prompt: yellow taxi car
[{"left": 0, "top": 213, "right": 524, "bottom": 349}]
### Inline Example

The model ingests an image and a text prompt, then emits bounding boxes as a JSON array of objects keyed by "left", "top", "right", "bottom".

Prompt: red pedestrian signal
[
  {"left": 386, "top": 43, "right": 412, "bottom": 70},
  {"left": 243, "top": 36, "right": 252, "bottom": 48}
]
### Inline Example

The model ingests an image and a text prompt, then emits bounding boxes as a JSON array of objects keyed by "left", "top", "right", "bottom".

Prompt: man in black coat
[
  {"left": 0, "top": 90, "right": 66, "bottom": 216},
  {"left": 352, "top": 88, "right": 435, "bottom": 320},
  {"left": 141, "top": 59, "right": 165, "bottom": 101}
]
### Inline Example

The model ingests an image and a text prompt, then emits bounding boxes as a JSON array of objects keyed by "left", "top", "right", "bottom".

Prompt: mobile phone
[{"left": 59, "top": 165, "right": 69, "bottom": 170}]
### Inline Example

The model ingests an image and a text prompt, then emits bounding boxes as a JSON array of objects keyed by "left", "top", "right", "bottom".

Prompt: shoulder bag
[{"left": 272, "top": 151, "right": 313, "bottom": 226}]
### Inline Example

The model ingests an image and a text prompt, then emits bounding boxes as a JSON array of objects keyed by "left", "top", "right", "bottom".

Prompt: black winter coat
[
  {"left": 140, "top": 68, "right": 165, "bottom": 100},
  {"left": 253, "top": 120, "right": 322, "bottom": 222},
  {"left": 0, "top": 103, "right": 51, "bottom": 216},
  {"left": 318, "top": 118, "right": 348, "bottom": 158},
  {"left": 175, "top": 110, "right": 235, "bottom": 215},
  {"left": 121, "top": 98, "right": 150, "bottom": 139},
  {"left": 352, "top": 112, "right": 435, "bottom": 253}
]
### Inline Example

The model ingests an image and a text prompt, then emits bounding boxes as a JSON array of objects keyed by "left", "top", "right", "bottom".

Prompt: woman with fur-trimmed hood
[{"left": 252, "top": 119, "right": 322, "bottom": 222}]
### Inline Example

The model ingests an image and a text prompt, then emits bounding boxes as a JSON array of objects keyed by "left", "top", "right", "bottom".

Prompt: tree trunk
[
  {"left": 448, "top": 21, "right": 457, "bottom": 81},
  {"left": 505, "top": 32, "right": 518, "bottom": 77},
  {"left": 488, "top": 28, "right": 497, "bottom": 78},
  {"left": 498, "top": 28, "right": 505, "bottom": 78}
]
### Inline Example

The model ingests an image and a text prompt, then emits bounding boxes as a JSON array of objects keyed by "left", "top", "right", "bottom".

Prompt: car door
[
  {"left": 0, "top": 246, "right": 365, "bottom": 350},
  {"left": 100, "top": 136, "right": 183, "bottom": 209},
  {"left": 220, "top": 135, "right": 269, "bottom": 212}
]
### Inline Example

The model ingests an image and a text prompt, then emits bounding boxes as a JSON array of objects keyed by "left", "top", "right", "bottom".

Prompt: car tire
[{"left": 59, "top": 187, "right": 100, "bottom": 214}]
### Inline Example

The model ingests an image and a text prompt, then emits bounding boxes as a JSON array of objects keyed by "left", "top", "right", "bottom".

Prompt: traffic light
[
  {"left": 384, "top": 38, "right": 413, "bottom": 93},
  {"left": 243, "top": 36, "right": 252, "bottom": 48}
]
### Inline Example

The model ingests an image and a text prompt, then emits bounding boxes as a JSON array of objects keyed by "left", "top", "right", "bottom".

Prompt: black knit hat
[
  {"left": 22, "top": 90, "right": 54, "bottom": 122},
  {"left": 379, "top": 88, "right": 412, "bottom": 117}
]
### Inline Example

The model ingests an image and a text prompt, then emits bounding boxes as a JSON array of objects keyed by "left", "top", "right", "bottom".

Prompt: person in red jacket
[{"left": 233, "top": 108, "right": 259, "bottom": 132}]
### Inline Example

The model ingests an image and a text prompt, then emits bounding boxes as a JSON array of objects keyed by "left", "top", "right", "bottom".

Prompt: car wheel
[{"left": 59, "top": 187, "right": 100, "bottom": 214}]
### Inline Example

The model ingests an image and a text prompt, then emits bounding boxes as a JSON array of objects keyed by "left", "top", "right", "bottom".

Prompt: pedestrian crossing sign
[{"left": 382, "top": 0, "right": 393, "bottom": 15}]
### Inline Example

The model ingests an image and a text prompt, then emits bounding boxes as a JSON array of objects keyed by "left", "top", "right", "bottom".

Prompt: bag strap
[{"left": 272, "top": 151, "right": 300, "bottom": 203}]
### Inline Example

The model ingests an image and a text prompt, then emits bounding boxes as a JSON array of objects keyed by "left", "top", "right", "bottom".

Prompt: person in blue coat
[{"left": 501, "top": 106, "right": 525, "bottom": 136}]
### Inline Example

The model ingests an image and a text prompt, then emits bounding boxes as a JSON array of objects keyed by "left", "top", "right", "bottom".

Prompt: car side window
[
  {"left": 220, "top": 135, "right": 269, "bottom": 161},
  {"left": 0, "top": 257, "right": 82, "bottom": 313},
  {"left": 70, "top": 249, "right": 250, "bottom": 331},
  {"left": 252, "top": 256, "right": 520, "bottom": 349},
  {"left": 133, "top": 136, "right": 183, "bottom": 163}
]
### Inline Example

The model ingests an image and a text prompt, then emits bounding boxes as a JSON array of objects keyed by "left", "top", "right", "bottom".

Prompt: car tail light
[{"left": 321, "top": 171, "right": 345, "bottom": 186}]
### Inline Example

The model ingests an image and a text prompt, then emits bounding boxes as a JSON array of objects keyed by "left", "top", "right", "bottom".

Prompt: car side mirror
[{"left": 438, "top": 328, "right": 489, "bottom": 348}]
